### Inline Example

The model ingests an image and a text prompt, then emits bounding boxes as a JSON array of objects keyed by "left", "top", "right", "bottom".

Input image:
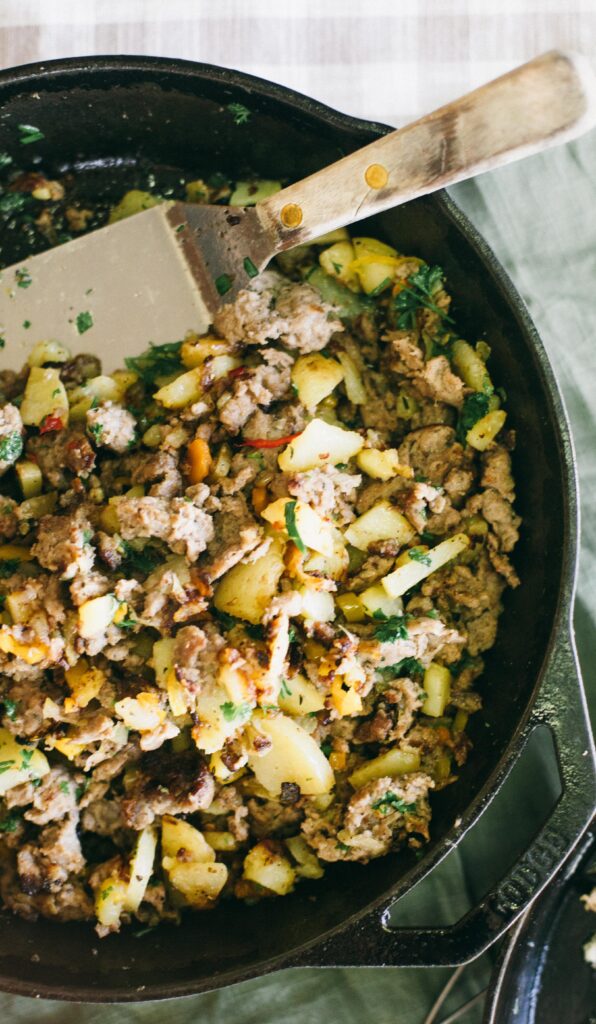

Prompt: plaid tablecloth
[{"left": 0, "top": 2, "right": 594, "bottom": 1022}]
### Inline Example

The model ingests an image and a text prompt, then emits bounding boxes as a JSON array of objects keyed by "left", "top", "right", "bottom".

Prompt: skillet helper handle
[
  {"left": 258, "top": 50, "right": 596, "bottom": 247},
  {"left": 292, "top": 628, "right": 595, "bottom": 969}
]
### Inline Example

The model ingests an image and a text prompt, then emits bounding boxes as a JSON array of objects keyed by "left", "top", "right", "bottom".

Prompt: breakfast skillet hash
[{"left": 0, "top": 170, "right": 520, "bottom": 935}]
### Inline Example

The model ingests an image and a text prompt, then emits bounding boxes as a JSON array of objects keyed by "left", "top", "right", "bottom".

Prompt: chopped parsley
[
  {"left": 0, "top": 338, "right": 4, "bottom": 349},
  {"left": 243, "top": 257, "right": 259, "bottom": 278},
  {"left": 76, "top": 310, "right": 93, "bottom": 334},
  {"left": 288, "top": 625, "right": 298, "bottom": 644},
  {"left": 227, "top": 102, "right": 251, "bottom": 125},
  {"left": 18, "top": 124, "right": 45, "bottom": 145},
  {"left": 0, "top": 152, "right": 12, "bottom": 169},
  {"left": 284, "top": 500, "right": 306, "bottom": 554},
  {"left": 101, "top": 885, "right": 115, "bottom": 901},
  {"left": 0, "top": 759, "right": 15, "bottom": 774},
  {"left": 15, "top": 267, "right": 32, "bottom": 289},
  {"left": 369, "top": 276, "right": 392, "bottom": 297},
  {"left": 0, "top": 559, "right": 20, "bottom": 578},
  {"left": 408, "top": 547, "right": 432, "bottom": 567},
  {"left": 321, "top": 740, "right": 333, "bottom": 758},
  {"left": 392, "top": 265, "right": 453, "bottom": 330},
  {"left": 336, "top": 841, "right": 351, "bottom": 853},
  {"left": 215, "top": 273, "right": 232, "bottom": 296},
  {"left": 0, "top": 812, "right": 20, "bottom": 832},
  {"left": 120, "top": 542, "right": 164, "bottom": 575},
  {"left": 372, "top": 610, "right": 410, "bottom": 642},
  {"left": 19, "top": 748, "right": 34, "bottom": 771},
  {"left": 371, "top": 792, "right": 417, "bottom": 815},
  {"left": 280, "top": 679, "right": 292, "bottom": 699},
  {"left": 245, "top": 450, "right": 264, "bottom": 466},
  {"left": 220, "top": 701, "right": 252, "bottom": 723},
  {"left": 117, "top": 617, "right": 138, "bottom": 631},
  {"left": 3, "top": 699, "right": 18, "bottom": 721},
  {"left": 380, "top": 657, "right": 425, "bottom": 679},
  {"left": 0, "top": 431, "right": 23, "bottom": 463},
  {"left": 125, "top": 340, "right": 183, "bottom": 386},
  {"left": 59, "top": 781, "right": 70, "bottom": 795},
  {"left": 0, "top": 193, "right": 26, "bottom": 217},
  {"left": 75, "top": 779, "right": 89, "bottom": 802},
  {"left": 456, "top": 392, "right": 491, "bottom": 444},
  {"left": 22, "top": 320, "right": 31, "bottom": 329},
  {"left": 88, "top": 422, "right": 103, "bottom": 444}
]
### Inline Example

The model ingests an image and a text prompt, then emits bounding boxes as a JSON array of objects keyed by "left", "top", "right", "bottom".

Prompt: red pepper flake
[
  {"left": 39, "top": 414, "right": 64, "bottom": 434},
  {"left": 227, "top": 366, "right": 249, "bottom": 381},
  {"left": 241, "top": 432, "right": 301, "bottom": 450}
]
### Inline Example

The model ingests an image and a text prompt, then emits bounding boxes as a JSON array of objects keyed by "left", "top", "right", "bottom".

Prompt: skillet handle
[
  {"left": 291, "top": 628, "right": 595, "bottom": 968},
  {"left": 258, "top": 50, "right": 596, "bottom": 248}
]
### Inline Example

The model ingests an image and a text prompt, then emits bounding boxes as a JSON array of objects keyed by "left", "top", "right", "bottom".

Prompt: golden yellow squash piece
[{"left": 0, "top": 728, "right": 49, "bottom": 795}]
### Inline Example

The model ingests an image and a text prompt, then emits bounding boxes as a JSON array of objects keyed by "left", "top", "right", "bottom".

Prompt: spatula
[{"left": 1, "top": 49, "right": 595, "bottom": 370}]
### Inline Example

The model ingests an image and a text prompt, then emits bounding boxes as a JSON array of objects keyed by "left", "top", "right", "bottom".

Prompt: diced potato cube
[
  {"left": 5, "top": 590, "right": 34, "bottom": 624},
  {"left": 167, "top": 860, "right": 228, "bottom": 907},
  {"left": 154, "top": 367, "right": 203, "bottom": 409},
  {"left": 278, "top": 418, "right": 363, "bottom": 473},
  {"left": 344, "top": 500, "right": 414, "bottom": 551},
  {"left": 278, "top": 674, "right": 325, "bottom": 716},
  {"left": 0, "top": 629, "right": 49, "bottom": 665},
  {"left": 115, "top": 692, "right": 165, "bottom": 732},
  {"left": 335, "top": 592, "right": 367, "bottom": 623},
  {"left": 161, "top": 815, "right": 215, "bottom": 864},
  {"left": 336, "top": 350, "right": 367, "bottom": 403},
  {"left": 214, "top": 537, "right": 286, "bottom": 624},
  {"left": 359, "top": 583, "right": 404, "bottom": 618},
  {"left": 330, "top": 677, "right": 362, "bottom": 716},
  {"left": 95, "top": 875, "right": 128, "bottom": 930},
  {"left": 356, "top": 448, "right": 412, "bottom": 482},
  {"left": 352, "top": 237, "right": 399, "bottom": 258},
  {"left": 291, "top": 353, "right": 345, "bottom": 411},
  {"left": 261, "top": 497, "right": 334, "bottom": 557},
  {"left": 229, "top": 179, "right": 281, "bottom": 206},
  {"left": 20, "top": 367, "right": 69, "bottom": 428},
  {"left": 15, "top": 460, "right": 42, "bottom": 498},
  {"left": 203, "top": 831, "right": 239, "bottom": 852},
  {"left": 311, "top": 227, "right": 350, "bottom": 246},
  {"left": 298, "top": 587, "right": 335, "bottom": 623},
  {"left": 319, "top": 241, "right": 358, "bottom": 290},
  {"left": 248, "top": 712, "right": 334, "bottom": 795},
  {"left": 125, "top": 826, "right": 157, "bottom": 912},
  {"left": 466, "top": 409, "right": 507, "bottom": 451},
  {"left": 381, "top": 533, "right": 470, "bottom": 598},
  {"left": 151, "top": 637, "right": 187, "bottom": 717},
  {"left": 110, "top": 369, "right": 138, "bottom": 395},
  {"left": 193, "top": 690, "right": 249, "bottom": 755},
  {"left": 18, "top": 492, "right": 57, "bottom": 521},
  {"left": 352, "top": 257, "right": 397, "bottom": 295},
  {"left": 65, "top": 660, "right": 106, "bottom": 709},
  {"left": 451, "top": 339, "right": 493, "bottom": 393},
  {"left": 285, "top": 835, "right": 325, "bottom": 879},
  {"left": 348, "top": 747, "right": 421, "bottom": 789},
  {"left": 304, "top": 532, "right": 349, "bottom": 580},
  {"left": 181, "top": 336, "right": 230, "bottom": 369},
  {"left": 0, "top": 728, "right": 49, "bottom": 795},
  {"left": 77, "top": 594, "right": 118, "bottom": 639},
  {"left": 109, "top": 189, "right": 162, "bottom": 223},
  {"left": 422, "top": 663, "right": 452, "bottom": 717},
  {"left": 243, "top": 842, "right": 296, "bottom": 895},
  {"left": 27, "top": 340, "right": 71, "bottom": 367}
]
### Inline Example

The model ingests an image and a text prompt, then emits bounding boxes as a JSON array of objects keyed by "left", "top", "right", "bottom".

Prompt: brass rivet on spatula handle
[
  {"left": 364, "top": 163, "right": 388, "bottom": 189},
  {"left": 280, "top": 203, "right": 303, "bottom": 228}
]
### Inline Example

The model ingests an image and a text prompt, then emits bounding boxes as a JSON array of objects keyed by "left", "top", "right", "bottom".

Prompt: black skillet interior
[{"left": 0, "top": 59, "right": 572, "bottom": 999}]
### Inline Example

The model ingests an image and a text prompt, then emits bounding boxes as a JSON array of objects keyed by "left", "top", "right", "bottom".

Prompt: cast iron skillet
[
  {"left": 484, "top": 827, "right": 595, "bottom": 1023},
  {"left": 0, "top": 56, "right": 593, "bottom": 1003}
]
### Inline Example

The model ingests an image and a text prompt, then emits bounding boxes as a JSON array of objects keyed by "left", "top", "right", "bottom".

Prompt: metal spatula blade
[{"left": 1, "top": 50, "right": 594, "bottom": 371}]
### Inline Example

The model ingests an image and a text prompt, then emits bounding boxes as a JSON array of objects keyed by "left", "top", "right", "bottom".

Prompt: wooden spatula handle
[{"left": 257, "top": 50, "right": 596, "bottom": 249}]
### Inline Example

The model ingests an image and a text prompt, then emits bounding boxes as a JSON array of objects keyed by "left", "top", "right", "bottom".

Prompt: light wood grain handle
[{"left": 257, "top": 50, "right": 596, "bottom": 249}]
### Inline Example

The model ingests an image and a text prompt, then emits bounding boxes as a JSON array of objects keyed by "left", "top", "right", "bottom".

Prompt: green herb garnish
[
  {"left": 284, "top": 500, "right": 306, "bottom": 554},
  {"left": 372, "top": 610, "right": 410, "bottom": 642},
  {"left": 0, "top": 193, "right": 26, "bottom": 217},
  {"left": 0, "top": 812, "right": 20, "bottom": 832},
  {"left": 392, "top": 265, "right": 453, "bottom": 330},
  {"left": 380, "top": 657, "right": 425, "bottom": 679},
  {"left": 0, "top": 759, "right": 15, "bottom": 774},
  {"left": 0, "top": 432, "right": 23, "bottom": 463},
  {"left": 371, "top": 792, "right": 417, "bottom": 815},
  {"left": 243, "top": 257, "right": 259, "bottom": 278},
  {"left": 59, "top": 781, "right": 70, "bottom": 795},
  {"left": 0, "top": 152, "right": 12, "bottom": 169},
  {"left": 227, "top": 103, "right": 251, "bottom": 125},
  {"left": 19, "top": 749, "right": 34, "bottom": 771},
  {"left": 15, "top": 267, "right": 32, "bottom": 289},
  {"left": 215, "top": 274, "right": 232, "bottom": 296},
  {"left": 3, "top": 699, "right": 18, "bottom": 721},
  {"left": 220, "top": 701, "right": 252, "bottom": 723},
  {"left": 88, "top": 422, "right": 103, "bottom": 444},
  {"left": 22, "top": 320, "right": 31, "bottom": 329},
  {"left": 125, "top": 340, "right": 183, "bottom": 386},
  {"left": 280, "top": 679, "right": 292, "bottom": 699},
  {"left": 120, "top": 542, "right": 164, "bottom": 575},
  {"left": 117, "top": 617, "right": 138, "bottom": 631},
  {"left": 76, "top": 311, "right": 93, "bottom": 334},
  {"left": 18, "top": 124, "right": 45, "bottom": 145},
  {"left": 456, "top": 392, "right": 491, "bottom": 444},
  {"left": 408, "top": 547, "right": 432, "bottom": 567}
]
